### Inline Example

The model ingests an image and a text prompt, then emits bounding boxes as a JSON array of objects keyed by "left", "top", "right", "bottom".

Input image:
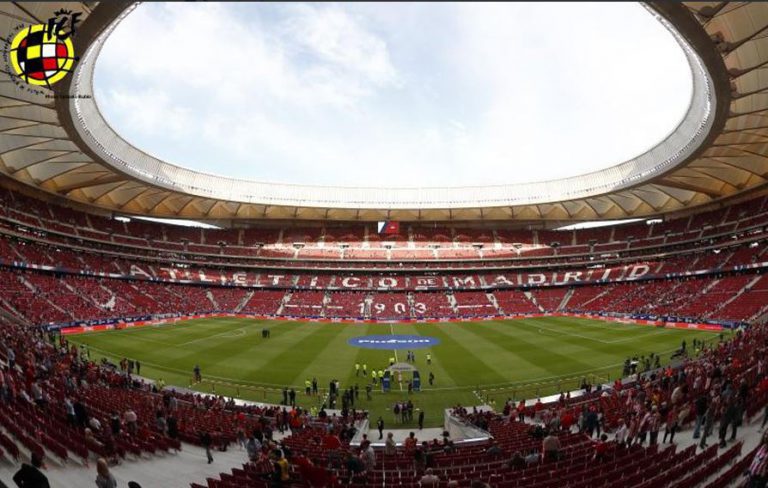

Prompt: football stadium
[{"left": 1, "top": 1, "right": 768, "bottom": 487}]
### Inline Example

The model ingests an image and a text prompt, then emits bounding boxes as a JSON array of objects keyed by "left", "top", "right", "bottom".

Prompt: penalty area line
[{"left": 178, "top": 322, "right": 252, "bottom": 346}]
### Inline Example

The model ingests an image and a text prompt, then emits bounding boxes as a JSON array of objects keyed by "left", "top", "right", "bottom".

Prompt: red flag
[{"left": 381, "top": 221, "right": 400, "bottom": 235}]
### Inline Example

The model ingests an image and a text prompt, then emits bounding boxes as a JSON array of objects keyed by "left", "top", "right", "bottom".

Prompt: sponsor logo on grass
[{"left": 348, "top": 335, "right": 440, "bottom": 350}]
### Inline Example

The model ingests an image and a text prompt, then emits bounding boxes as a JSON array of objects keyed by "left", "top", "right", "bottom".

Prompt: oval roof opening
[{"left": 95, "top": 2, "right": 693, "bottom": 188}]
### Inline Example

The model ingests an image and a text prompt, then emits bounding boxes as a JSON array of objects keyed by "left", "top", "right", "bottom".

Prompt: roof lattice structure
[{"left": 0, "top": 1, "right": 766, "bottom": 222}]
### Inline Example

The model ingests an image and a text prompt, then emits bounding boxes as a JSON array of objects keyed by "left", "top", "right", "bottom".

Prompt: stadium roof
[
  {"left": 0, "top": 1, "right": 766, "bottom": 222},
  {"left": 94, "top": 3, "right": 695, "bottom": 190}
]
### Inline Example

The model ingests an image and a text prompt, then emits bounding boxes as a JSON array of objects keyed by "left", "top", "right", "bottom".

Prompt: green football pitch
[{"left": 68, "top": 317, "right": 722, "bottom": 428}]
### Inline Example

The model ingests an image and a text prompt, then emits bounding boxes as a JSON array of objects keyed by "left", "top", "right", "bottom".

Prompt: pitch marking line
[
  {"left": 556, "top": 318, "right": 643, "bottom": 333},
  {"left": 526, "top": 322, "right": 611, "bottom": 343},
  {"left": 178, "top": 322, "right": 254, "bottom": 346},
  {"left": 81, "top": 320, "right": 253, "bottom": 350},
  {"left": 78, "top": 318, "right": 247, "bottom": 338},
  {"left": 113, "top": 335, "right": 177, "bottom": 348},
  {"left": 607, "top": 328, "right": 671, "bottom": 344},
  {"left": 519, "top": 320, "right": 669, "bottom": 344},
  {"left": 220, "top": 329, "right": 247, "bottom": 339},
  {"left": 476, "top": 344, "right": 687, "bottom": 393}
]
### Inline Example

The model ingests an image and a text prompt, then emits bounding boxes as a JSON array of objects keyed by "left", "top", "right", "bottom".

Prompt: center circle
[{"left": 348, "top": 335, "right": 440, "bottom": 350}]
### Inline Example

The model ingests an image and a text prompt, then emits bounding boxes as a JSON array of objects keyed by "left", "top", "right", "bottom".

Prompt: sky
[{"left": 95, "top": 2, "right": 693, "bottom": 188}]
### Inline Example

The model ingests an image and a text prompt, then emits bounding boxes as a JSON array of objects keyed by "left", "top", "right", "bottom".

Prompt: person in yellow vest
[
  {"left": 355, "top": 363, "right": 360, "bottom": 376},
  {"left": 378, "top": 370, "right": 384, "bottom": 381},
  {"left": 305, "top": 379, "right": 311, "bottom": 395},
  {"left": 275, "top": 451, "right": 290, "bottom": 483},
  {"left": 426, "top": 353, "right": 432, "bottom": 365},
  {"left": 371, "top": 370, "right": 377, "bottom": 385},
  {"left": 157, "top": 378, "right": 165, "bottom": 390},
  {"left": 363, "top": 364, "right": 367, "bottom": 376},
  {"left": 389, "top": 357, "right": 395, "bottom": 366}
]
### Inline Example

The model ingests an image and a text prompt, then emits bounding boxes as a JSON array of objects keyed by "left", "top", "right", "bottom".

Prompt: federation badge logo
[{"left": 5, "top": 9, "right": 81, "bottom": 89}]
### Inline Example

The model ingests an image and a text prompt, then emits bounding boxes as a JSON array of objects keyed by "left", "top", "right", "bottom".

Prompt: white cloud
[
  {"left": 106, "top": 88, "right": 193, "bottom": 140},
  {"left": 95, "top": 2, "right": 693, "bottom": 187},
  {"left": 281, "top": 4, "right": 399, "bottom": 88}
]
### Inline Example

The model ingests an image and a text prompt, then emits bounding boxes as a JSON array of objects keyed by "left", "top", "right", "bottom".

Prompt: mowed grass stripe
[
  {"left": 542, "top": 317, "right": 719, "bottom": 352},
  {"left": 412, "top": 324, "right": 459, "bottom": 388},
  {"left": 77, "top": 342, "right": 205, "bottom": 389},
  {"left": 375, "top": 323, "right": 453, "bottom": 390},
  {"left": 524, "top": 317, "right": 697, "bottom": 364},
  {"left": 292, "top": 324, "right": 374, "bottom": 387},
  {"left": 189, "top": 322, "right": 326, "bottom": 382},
  {"left": 512, "top": 317, "right": 623, "bottom": 344},
  {"left": 135, "top": 320, "right": 271, "bottom": 365},
  {"left": 100, "top": 333, "right": 178, "bottom": 349},
  {"left": 517, "top": 317, "right": 653, "bottom": 363},
  {"left": 452, "top": 321, "right": 560, "bottom": 379},
  {"left": 248, "top": 324, "right": 350, "bottom": 385},
  {"left": 81, "top": 319, "right": 280, "bottom": 361},
  {"left": 416, "top": 324, "right": 507, "bottom": 385},
  {"left": 156, "top": 320, "right": 266, "bottom": 361},
  {"left": 80, "top": 320, "right": 321, "bottom": 387},
  {"left": 462, "top": 320, "right": 597, "bottom": 377},
  {"left": 482, "top": 318, "right": 606, "bottom": 375},
  {"left": 342, "top": 324, "right": 393, "bottom": 389},
  {"left": 495, "top": 318, "right": 712, "bottom": 381},
  {"left": 535, "top": 318, "right": 670, "bottom": 344},
  {"left": 69, "top": 317, "right": 722, "bottom": 428},
  {"left": 140, "top": 319, "right": 249, "bottom": 344},
  {"left": 165, "top": 318, "right": 294, "bottom": 345},
  {"left": 556, "top": 318, "right": 656, "bottom": 335},
  {"left": 67, "top": 320, "right": 244, "bottom": 362}
]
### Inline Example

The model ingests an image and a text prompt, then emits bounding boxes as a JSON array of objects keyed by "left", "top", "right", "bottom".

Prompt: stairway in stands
[{"left": 234, "top": 290, "right": 254, "bottom": 312}]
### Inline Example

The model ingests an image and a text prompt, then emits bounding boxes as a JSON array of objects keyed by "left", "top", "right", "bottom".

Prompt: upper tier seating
[{"left": 3, "top": 185, "right": 768, "bottom": 267}]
